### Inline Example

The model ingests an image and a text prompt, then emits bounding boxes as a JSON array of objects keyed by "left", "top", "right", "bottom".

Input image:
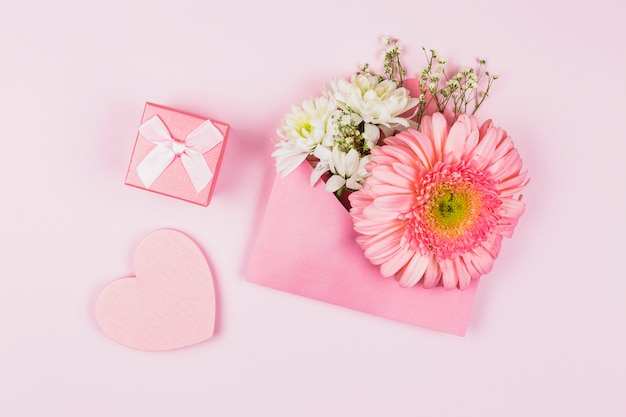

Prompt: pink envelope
[
  {"left": 125, "top": 102, "right": 230, "bottom": 206},
  {"left": 247, "top": 163, "right": 479, "bottom": 336}
]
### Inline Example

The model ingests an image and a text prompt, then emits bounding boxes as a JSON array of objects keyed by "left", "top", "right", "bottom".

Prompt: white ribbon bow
[{"left": 136, "top": 115, "right": 224, "bottom": 193}]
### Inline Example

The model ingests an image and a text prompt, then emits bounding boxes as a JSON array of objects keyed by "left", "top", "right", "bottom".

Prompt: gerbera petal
[
  {"left": 391, "top": 162, "right": 420, "bottom": 183},
  {"left": 353, "top": 217, "right": 398, "bottom": 235},
  {"left": 486, "top": 149, "right": 523, "bottom": 182},
  {"left": 362, "top": 204, "right": 399, "bottom": 222},
  {"left": 489, "top": 128, "right": 514, "bottom": 162},
  {"left": 430, "top": 113, "right": 449, "bottom": 156},
  {"left": 378, "top": 142, "right": 418, "bottom": 165},
  {"left": 368, "top": 183, "right": 415, "bottom": 197},
  {"left": 371, "top": 165, "right": 415, "bottom": 189},
  {"left": 359, "top": 222, "right": 405, "bottom": 248},
  {"left": 419, "top": 115, "right": 434, "bottom": 139},
  {"left": 460, "top": 252, "right": 481, "bottom": 280},
  {"left": 396, "top": 254, "right": 430, "bottom": 287},
  {"left": 478, "top": 119, "right": 493, "bottom": 137},
  {"left": 380, "top": 245, "right": 414, "bottom": 277},
  {"left": 444, "top": 117, "right": 470, "bottom": 161},
  {"left": 486, "top": 234, "right": 503, "bottom": 258},
  {"left": 387, "top": 131, "right": 435, "bottom": 169},
  {"left": 439, "top": 258, "right": 458, "bottom": 289},
  {"left": 461, "top": 128, "right": 479, "bottom": 160},
  {"left": 422, "top": 256, "right": 442, "bottom": 288},
  {"left": 472, "top": 126, "right": 498, "bottom": 169},
  {"left": 499, "top": 197, "right": 526, "bottom": 221},
  {"left": 374, "top": 194, "right": 416, "bottom": 213},
  {"left": 349, "top": 190, "right": 373, "bottom": 210},
  {"left": 363, "top": 230, "right": 404, "bottom": 261},
  {"left": 454, "top": 257, "right": 472, "bottom": 289},
  {"left": 367, "top": 153, "right": 399, "bottom": 167},
  {"left": 497, "top": 170, "right": 528, "bottom": 195}
]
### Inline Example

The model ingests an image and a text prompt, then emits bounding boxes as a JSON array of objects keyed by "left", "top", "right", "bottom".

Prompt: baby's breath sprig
[
  {"left": 415, "top": 48, "right": 498, "bottom": 127},
  {"left": 331, "top": 110, "right": 370, "bottom": 155},
  {"left": 381, "top": 36, "right": 405, "bottom": 85},
  {"left": 473, "top": 59, "right": 498, "bottom": 113},
  {"left": 356, "top": 63, "right": 371, "bottom": 76}
]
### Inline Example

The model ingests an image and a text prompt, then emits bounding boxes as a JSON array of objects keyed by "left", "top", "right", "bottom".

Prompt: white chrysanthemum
[
  {"left": 310, "top": 145, "right": 371, "bottom": 192},
  {"left": 272, "top": 96, "right": 337, "bottom": 176},
  {"left": 328, "top": 73, "right": 418, "bottom": 129},
  {"left": 278, "top": 96, "right": 336, "bottom": 145}
]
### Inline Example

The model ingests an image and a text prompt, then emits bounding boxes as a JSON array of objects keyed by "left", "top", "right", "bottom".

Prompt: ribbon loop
[{"left": 135, "top": 115, "right": 224, "bottom": 193}]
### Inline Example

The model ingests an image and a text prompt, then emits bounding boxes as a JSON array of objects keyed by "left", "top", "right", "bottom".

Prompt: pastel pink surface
[
  {"left": 247, "top": 163, "right": 478, "bottom": 336},
  {"left": 96, "top": 229, "right": 216, "bottom": 351},
  {"left": 3, "top": 2, "right": 626, "bottom": 415},
  {"left": 125, "top": 102, "right": 230, "bottom": 206}
]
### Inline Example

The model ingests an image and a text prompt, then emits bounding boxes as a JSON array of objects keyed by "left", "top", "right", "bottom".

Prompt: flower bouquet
[{"left": 248, "top": 38, "right": 527, "bottom": 334}]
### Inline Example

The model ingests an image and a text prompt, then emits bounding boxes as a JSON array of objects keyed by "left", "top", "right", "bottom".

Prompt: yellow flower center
[
  {"left": 300, "top": 122, "right": 312, "bottom": 135},
  {"left": 434, "top": 190, "right": 469, "bottom": 226},
  {"left": 405, "top": 160, "right": 501, "bottom": 259},
  {"left": 426, "top": 184, "right": 481, "bottom": 240}
]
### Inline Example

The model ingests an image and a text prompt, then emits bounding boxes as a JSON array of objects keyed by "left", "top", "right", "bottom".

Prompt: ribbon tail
[
  {"left": 136, "top": 146, "right": 176, "bottom": 188},
  {"left": 181, "top": 153, "right": 213, "bottom": 193},
  {"left": 185, "top": 120, "right": 224, "bottom": 152}
]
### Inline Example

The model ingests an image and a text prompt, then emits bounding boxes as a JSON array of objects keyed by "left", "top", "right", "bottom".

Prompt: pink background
[{"left": 1, "top": 1, "right": 624, "bottom": 416}]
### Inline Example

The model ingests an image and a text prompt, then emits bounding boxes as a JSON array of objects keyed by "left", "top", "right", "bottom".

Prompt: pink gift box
[
  {"left": 247, "top": 163, "right": 479, "bottom": 336},
  {"left": 125, "top": 103, "right": 230, "bottom": 206}
]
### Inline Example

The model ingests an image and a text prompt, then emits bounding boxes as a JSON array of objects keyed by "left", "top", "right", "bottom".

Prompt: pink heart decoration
[{"left": 96, "top": 229, "right": 216, "bottom": 351}]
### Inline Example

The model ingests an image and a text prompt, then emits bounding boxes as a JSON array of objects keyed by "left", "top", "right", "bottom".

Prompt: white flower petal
[
  {"left": 363, "top": 123, "right": 381, "bottom": 144},
  {"left": 325, "top": 175, "right": 346, "bottom": 192},
  {"left": 313, "top": 145, "right": 332, "bottom": 161},
  {"left": 344, "top": 149, "right": 360, "bottom": 176},
  {"left": 271, "top": 144, "right": 309, "bottom": 176},
  {"left": 310, "top": 163, "right": 329, "bottom": 187},
  {"left": 327, "top": 74, "right": 416, "bottom": 129},
  {"left": 331, "top": 147, "right": 347, "bottom": 176}
]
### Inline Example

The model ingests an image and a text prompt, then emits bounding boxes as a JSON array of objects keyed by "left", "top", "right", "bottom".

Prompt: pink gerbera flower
[{"left": 349, "top": 112, "right": 527, "bottom": 289}]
